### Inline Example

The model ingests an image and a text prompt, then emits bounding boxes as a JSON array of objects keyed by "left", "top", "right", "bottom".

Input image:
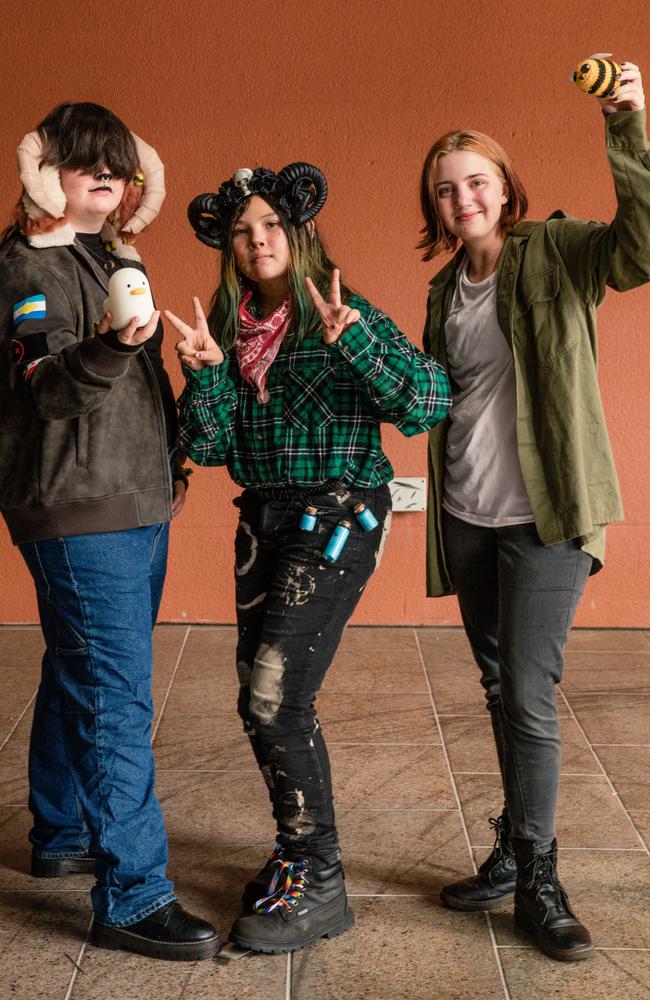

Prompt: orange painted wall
[{"left": 0, "top": 0, "right": 649, "bottom": 626}]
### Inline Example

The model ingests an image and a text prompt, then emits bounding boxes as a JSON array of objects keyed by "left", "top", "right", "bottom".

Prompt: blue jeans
[{"left": 19, "top": 524, "right": 175, "bottom": 926}]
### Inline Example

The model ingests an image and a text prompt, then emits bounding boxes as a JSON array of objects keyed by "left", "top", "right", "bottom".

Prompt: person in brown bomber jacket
[{"left": 0, "top": 103, "right": 219, "bottom": 961}]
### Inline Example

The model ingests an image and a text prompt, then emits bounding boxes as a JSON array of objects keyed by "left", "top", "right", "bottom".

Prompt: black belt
[{"left": 245, "top": 479, "right": 346, "bottom": 501}]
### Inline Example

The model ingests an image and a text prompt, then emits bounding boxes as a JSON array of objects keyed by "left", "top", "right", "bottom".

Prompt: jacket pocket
[
  {"left": 283, "top": 363, "right": 335, "bottom": 431},
  {"left": 515, "top": 264, "right": 560, "bottom": 315},
  {"left": 514, "top": 265, "right": 579, "bottom": 365}
]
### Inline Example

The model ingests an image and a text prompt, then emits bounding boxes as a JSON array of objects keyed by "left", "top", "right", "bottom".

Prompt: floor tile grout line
[
  {"left": 0, "top": 691, "right": 36, "bottom": 755},
  {"left": 155, "top": 768, "right": 260, "bottom": 773},
  {"left": 337, "top": 807, "right": 463, "bottom": 812},
  {"left": 63, "top": 914, "right": 93, "bottom": 1000},
  {"left": 329, "top": 742, "right": 444, "bottom": 747},
  {"left": 437, "top": 713, "right": 571, "bottom": 719},
  {"left": 410, "top": 634, "right": 475, "bottom": 848},
  {"left": 156, "top": 624, "right": 296, "bottom": 998},
  {"left": 453, "top": 771, "right": 614, "bottom": 778},
  {"left": 338, "top": 888, "right": 471, "bottom": 905},
  {"left": 286, "top": 952, "right": 292, "bottom": 1000},
  {"left": 593, "top": 947, "right": 650, "bottom": 952},
  {"left": 591, "top": 743, "right": 650, "bottom": 748},
  {"left": 151, "top": 626, "right": 192, "bottom": 744},
  {"left": 497, "top": 945, "right": 650, "bottom": 952},
  {"left": 472, "top": 845, "right": 647, "bottom": 852},
  {"left": 412, "top": 628, "right": 512, "bottom": 1000},
  {"left": 0, "top": 626, "right": 43, "bottom": 631},
  {"left": 558, "top": 687, "right": 650, "bottom": 858}
]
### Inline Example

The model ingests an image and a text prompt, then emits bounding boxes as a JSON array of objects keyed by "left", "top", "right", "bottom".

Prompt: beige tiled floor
[{"left": 1, "top": 625, "right": 649, "bottom": 999}]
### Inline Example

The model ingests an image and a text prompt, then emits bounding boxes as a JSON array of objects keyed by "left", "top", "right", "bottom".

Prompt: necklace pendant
[{"left": 103, "top": 259, "right": 117, "bottom": 271}]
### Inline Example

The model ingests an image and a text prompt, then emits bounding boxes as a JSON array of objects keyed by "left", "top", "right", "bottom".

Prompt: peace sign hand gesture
[
  {"left": 164, "top": 297, "right": 224, "bottom": 370},
  {"left": 305, "top": 269, "right": 361, "bottom": 345}
]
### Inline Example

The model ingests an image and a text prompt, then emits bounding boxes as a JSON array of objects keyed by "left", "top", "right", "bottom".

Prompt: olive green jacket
[{"left": 423, "top": 109, "right": 650, "bottom": 597}]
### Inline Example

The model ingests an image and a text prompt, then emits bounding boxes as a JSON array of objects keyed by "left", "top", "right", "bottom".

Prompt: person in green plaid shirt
[
  {"left": 172, "top": 287, "right": 449, "bottom": 487},
  {"left": 165, "top": 162, "right": 450, "bottom": 957}
]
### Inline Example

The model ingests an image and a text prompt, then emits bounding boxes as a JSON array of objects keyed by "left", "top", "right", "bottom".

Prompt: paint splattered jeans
[{"left": 234, "top": 484, "right": 392, "bottom": 862}]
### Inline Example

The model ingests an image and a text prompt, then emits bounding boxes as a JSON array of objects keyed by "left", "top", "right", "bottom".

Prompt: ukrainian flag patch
[{"left": 13, "top": 294, "right": 47, "bottom": 326}]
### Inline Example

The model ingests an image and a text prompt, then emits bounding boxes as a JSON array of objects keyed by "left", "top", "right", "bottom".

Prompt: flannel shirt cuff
[
  {"left": 183, "top": 359, "right": 229, "bottom": 393},
  {"left": 335, "top": 316, "right": 377, "bottom": 375}
]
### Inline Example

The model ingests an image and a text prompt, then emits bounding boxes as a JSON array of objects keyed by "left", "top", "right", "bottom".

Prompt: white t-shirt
[{"left": 442, "top": 258, "right": 534, "bottom": 527}]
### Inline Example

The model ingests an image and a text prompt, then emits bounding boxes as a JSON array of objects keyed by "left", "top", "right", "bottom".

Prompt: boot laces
[
  {"left": 254, "top": 858, "right": 310, "bottom": 914},
  {"left": 488, "top": 815, "right": 506, "bottom": 854},
  {"left": 525, "top": 852, "right": 567, "bottom": 921},
  {"left": 486, "top": 813, "right": 514, "bottom": 864}
]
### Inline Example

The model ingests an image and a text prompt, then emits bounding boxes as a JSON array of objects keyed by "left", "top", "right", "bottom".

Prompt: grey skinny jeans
[{"left": 442, "top": 510, "right": 592, "bottom": 849}]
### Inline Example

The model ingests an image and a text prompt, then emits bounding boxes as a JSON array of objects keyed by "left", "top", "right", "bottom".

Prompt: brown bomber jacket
[{"left": 0, "top": 233, "right": 173, "bottom": 544}]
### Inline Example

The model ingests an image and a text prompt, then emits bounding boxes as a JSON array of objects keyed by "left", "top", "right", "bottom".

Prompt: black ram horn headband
[{"left": 187, "top": 162, "right": 327, "bottom": 250}]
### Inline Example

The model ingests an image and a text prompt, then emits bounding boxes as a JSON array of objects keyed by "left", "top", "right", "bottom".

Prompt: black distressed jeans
[
  {"left": 234, "top": 485, "right": 392, "bottom": 861},
  {"left": 442, "top": 510, "right": 592, "bottom": 850}
]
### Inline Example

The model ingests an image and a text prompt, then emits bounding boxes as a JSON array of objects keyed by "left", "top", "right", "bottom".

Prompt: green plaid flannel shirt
[{"left": 178, "top": 294, "right": 451, "bottom": 488}]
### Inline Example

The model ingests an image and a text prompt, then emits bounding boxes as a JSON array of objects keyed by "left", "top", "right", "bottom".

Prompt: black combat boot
[
  {"left": 441, "top": 811, "right": 517, "bottom": 910},
  {"left": 92, "top": 900, "right": 221, "bottom": 961},
  {"left": 31, "top": 850, "right": 96, "bottom": 878},
  {"left": 230, "top": 854, "right": 354, "bottom": 954},
  {"left": 241, "top": 843, "right": 285, "bottom": 911},
  {"left": 512, "top": 838, "right": 593, "bottom": 962}
]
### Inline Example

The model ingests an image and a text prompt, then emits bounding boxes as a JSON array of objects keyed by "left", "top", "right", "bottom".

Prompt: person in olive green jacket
[{"left": 419, "top": 62, "right": 647, "bottom": 962}]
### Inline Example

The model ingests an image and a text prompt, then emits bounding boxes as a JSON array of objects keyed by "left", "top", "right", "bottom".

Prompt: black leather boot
[
  {"left": 241, "top": 844, "right": 285, "bottom": 912},
  {"left": 441, "top": 811, "right": 517, "bottom": 910},
  {"left": 31, "top": 851, "right": 96, "bottom": 878},
  {"left": 92, "top": 900, "right": 221, "bottom": 961},
  {"left": 512, "top": 838, "right": 593, "bottom": 962},
  {"left": 230, "top": 855, "right": 354, "bottom": 954}
]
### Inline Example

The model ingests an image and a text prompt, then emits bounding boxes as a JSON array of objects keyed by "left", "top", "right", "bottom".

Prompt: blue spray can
[
  {"left": 323, "top": 519, "right": 352, "bottom": 563},
  {"left": 354, "top": 502, "right": 379, "bottom": 531},
  {"left": 299, "top": 505, "right": 318, "bottom": 532}
]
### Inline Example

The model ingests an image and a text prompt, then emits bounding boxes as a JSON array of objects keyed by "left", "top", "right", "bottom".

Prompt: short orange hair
[{"left": 418, "top": 130, "right": 528, "bottom": 260}]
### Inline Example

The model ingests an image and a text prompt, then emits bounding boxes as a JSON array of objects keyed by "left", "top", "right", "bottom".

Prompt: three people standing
[{"left": 0, "top": 59, "right": 647, "bottom": 966}]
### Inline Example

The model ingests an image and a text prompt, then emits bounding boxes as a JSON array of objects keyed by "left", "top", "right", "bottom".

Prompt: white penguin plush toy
[{"left": 103, "top": 268, "right": 155, "bottom": 329}]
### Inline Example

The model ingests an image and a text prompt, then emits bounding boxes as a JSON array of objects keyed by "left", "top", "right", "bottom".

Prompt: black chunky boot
[
  {"left": 441, "top": 811, "right": 517, "bottom": 910},
  {"left": 230, "top": 855, "right": 354, "bottom": 954},
  {"left": 512, "top": 838, "right": 593, "bottom": 962},
  {"left": 241, "top": 844, "right": 285, "bottom": 912},
  {"left": 92, "top": 900, "right": 221, "bottom": 961},
  {"left": 31, "top": 851, "right": 96, "bottom": 878}
]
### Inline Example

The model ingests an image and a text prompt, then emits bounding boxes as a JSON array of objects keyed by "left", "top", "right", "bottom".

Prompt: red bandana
[{"left": 235, "top": 291, "right": 292, "bottom": 403}]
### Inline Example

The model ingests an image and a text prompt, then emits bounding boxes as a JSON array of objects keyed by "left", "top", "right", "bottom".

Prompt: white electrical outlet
[{"left": 388, "top": 477, "right": 427, "bottom": 512}]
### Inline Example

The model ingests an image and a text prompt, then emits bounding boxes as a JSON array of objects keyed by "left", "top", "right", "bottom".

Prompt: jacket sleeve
[
  {"left": 1, "top": 257, "right": 137, "bottom": 420},
  {"left": 177, "top": 358, "right": 238, "bottom": 466},
  {"left": 550, "top": 109, "right": 650, "bottom": 301},
  {"left": 333, "top": 300, "right": 452, "bottom": 436}
]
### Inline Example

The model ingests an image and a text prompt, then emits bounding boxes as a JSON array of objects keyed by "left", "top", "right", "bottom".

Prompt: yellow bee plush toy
[{"left": 573, "top": 56, "right": 622, "bottom": 98}]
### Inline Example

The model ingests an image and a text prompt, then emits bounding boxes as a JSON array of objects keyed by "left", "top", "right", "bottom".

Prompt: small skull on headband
[
  {"left": 232, "top": 168, "right": 253, "bottom": 197},
  {"left": 187, "top": 162, "right": 328, "bottom": 250}
]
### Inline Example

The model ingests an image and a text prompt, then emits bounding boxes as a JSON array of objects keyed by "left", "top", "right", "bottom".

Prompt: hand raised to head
[
  {"left": 164, "top": 297, "right": 224, "bottom": 369},
  {"left": 305, "top": 269, "right": 361, "bottom": 345}
]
